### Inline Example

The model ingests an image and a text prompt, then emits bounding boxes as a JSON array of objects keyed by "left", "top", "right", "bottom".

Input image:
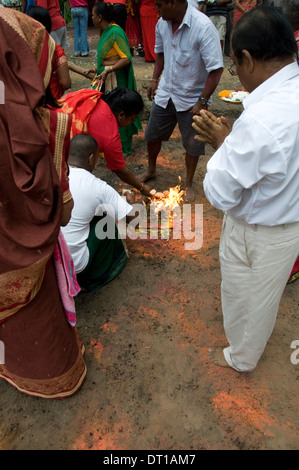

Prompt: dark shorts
[{"left": 145, "top": 99, "right": 205, "bottom": 157}]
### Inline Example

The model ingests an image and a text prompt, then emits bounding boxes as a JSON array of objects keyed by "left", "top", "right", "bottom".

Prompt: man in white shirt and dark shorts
[
  {"left": 193, "top": 6, "right": 299, "bottom": 372},
  {"left": 140, "top": 0, "right": 223, "bottom": 202}
]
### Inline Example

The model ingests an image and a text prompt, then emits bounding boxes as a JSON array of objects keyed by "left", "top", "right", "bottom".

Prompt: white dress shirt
[
  {"left": 204, "top": 62, "right": 299, "bottom": 226},
  {"left": 154, "top": 3, "right": 223, "bottom": 111},
  {"left": 61, "top": 168, "right": 132, "bottom": 273}
]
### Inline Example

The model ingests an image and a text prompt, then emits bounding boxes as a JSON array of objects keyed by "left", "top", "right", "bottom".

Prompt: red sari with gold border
[{"left": 0, "top": 9, "right": 86, "bottom": 398}]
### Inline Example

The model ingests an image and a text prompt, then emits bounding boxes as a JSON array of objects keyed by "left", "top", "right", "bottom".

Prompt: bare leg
[
  {"left": 183, "top": 152, "right": 200, "bottom": 203},
  {"left": 139, "top": 141, "right": 162, "bottom": 182}
]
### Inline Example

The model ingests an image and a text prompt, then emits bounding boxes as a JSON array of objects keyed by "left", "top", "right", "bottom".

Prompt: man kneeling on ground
[{"left": 62, "top": 134, "right": 136, "bottom": 293}]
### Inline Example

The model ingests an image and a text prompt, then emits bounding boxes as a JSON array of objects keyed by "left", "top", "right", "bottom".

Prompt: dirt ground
[{"left": 0, "top": 26, "right": 298, "bottom": 451}]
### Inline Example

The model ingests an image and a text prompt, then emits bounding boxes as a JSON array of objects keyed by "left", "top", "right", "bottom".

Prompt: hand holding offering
[{"left": 150, "top": 189, "right": 164, "bottom": 199}]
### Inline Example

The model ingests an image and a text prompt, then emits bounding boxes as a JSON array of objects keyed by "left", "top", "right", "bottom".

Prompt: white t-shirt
[{"left": 61, "top": 168, "right": 132, "bottom": 273}]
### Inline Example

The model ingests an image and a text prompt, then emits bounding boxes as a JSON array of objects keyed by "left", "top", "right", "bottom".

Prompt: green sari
[
  {"left": 76, "top": 215, "right": 128, "bottom": 293},
  {"left": 97, "top": 24, "right": 142, "bottom": 155}
]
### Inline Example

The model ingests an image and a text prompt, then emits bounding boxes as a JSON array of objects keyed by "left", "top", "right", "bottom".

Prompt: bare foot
[
  {"left": 139, "top": 169, "right": 156, "bottom": 183},
  {"left": 183, "top": 186, "right": 195, "bottom": 203},
  {"left": 209, "top": 347, "right": 231, "bottom": 368}
]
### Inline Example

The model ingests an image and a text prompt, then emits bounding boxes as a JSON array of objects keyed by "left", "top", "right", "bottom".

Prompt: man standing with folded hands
[{"left": 193, "top": 6, "right": 299, "bottom": 372}]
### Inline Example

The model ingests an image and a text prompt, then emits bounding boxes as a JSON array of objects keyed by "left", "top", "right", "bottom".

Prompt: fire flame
[
  {"left": 152, "top": 184, "right": 185, "bottom": 213},
  {"left": 151, "top": 177, "right": 185, "bottom": 213},
  {"left": 137, "top": 178, "right": 185, "bottom": 233}
]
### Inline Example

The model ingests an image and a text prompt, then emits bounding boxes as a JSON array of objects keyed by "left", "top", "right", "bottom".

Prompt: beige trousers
[{"left": 219, "top": 213, "right": 299, "bottom": 372}]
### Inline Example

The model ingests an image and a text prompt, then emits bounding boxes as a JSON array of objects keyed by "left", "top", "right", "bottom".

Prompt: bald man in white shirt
[{"left": 193, "top": 6, "right": 299, "bottom": 372}]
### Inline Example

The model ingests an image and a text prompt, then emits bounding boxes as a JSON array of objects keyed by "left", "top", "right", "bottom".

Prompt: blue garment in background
[
  {"left": 71, "top": 6, "right": 89, "bottom": 56},
  {"left": 26, "top": 0, "right": 36, "bottom": 13}
]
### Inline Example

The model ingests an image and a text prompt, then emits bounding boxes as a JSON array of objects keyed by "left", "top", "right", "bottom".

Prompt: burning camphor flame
[
  {"left": 152, "top": 184, "right": 185, "bottom": 213},
  {"left": 138, "top": 178, "right": 185, "bottom": 233},
  {"left": 151, "top": 177, "right": 185, "bottom": 213}
]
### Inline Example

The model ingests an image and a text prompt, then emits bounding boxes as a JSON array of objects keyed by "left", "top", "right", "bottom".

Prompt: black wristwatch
[{"left": 199, "top": 96, "right": 208, "bottom": 105}]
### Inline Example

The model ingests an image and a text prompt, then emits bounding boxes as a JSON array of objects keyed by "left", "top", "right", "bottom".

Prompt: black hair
[
  {"left": 93, "top": 2, "right": 115, "bottom": 22},
  {"left": 103, "top": 87, "right": 144, "bottom": 116},
  {"left": 69, "top": 134, "right": 99, "bottom": 160},
  {"left": 27, "top": 6, "right": 52, "bottom": 33},
  {"left": 232, "top": 6, "right": 298, "bottom": 64}
]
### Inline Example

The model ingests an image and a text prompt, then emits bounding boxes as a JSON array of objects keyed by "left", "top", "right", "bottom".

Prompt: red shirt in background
[
  {"left": 35, "top": 0, "right": 66, "bottom": 31},
  {"left": 104, "top": 0, "right": 126, "bottom": 4},
  {"left": 69, "top": 0, "right": 88, "bottom": 7}
]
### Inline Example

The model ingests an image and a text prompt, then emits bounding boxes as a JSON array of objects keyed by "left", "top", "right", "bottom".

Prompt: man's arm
[
  {"left": 147, "top": 52, "right": 164, "bottom": 101},
  {"left": 191, "top": 67, "right": 223, "bottom": 115},
  {"left": 202, "top": 114, "right": 287, "bottom": 212}
]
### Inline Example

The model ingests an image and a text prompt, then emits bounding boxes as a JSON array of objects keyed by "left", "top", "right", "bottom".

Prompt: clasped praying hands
[{"left": 192, "top": 110, "right": 232, "bottom": 150}]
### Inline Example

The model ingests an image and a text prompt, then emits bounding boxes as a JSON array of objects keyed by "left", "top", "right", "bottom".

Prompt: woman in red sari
[
  {"left": 0, "top": 8, "right": 86, "bottom": 398},
  {"left": 58, "top": 87, "right": 153, "bottom": 197},
  {"left": 139, "top": 0, "right": 159, "bottom": 62}
]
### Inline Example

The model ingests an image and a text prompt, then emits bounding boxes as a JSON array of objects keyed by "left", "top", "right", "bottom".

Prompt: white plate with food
[{"left": 219, "top": 90, "right": 249, "bottom": 104}]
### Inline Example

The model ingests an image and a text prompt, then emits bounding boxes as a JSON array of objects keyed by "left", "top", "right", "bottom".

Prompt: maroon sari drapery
[{"left": 0, "top": 9, "right": 86, "bottom": 398}]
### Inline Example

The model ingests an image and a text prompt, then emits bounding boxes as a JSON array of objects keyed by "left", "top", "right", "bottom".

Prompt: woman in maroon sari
[{"left": 0, "top": 8, "right": 86, "bottom": 398}]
